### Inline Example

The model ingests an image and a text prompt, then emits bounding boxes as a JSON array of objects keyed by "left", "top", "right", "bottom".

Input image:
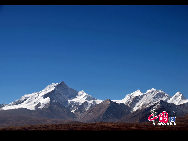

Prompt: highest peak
[
  {"left": 56, "top": 81, "right": 70, "bottom": 89},
  {"left": 59, "top": 81, "right": 68, "bottom": 86}
]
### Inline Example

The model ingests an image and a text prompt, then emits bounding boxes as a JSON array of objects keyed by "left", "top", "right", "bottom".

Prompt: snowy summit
[
  {"left": 0, "top": 82, "right": 188, "bottom": 114},
  {"left": 1, "top": 83, "right": 59, "bottom": 110}
]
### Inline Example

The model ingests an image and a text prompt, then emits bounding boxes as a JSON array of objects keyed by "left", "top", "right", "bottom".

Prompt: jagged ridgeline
[{"left": 0, "top": 81, "right": 188, "bottom": 126}]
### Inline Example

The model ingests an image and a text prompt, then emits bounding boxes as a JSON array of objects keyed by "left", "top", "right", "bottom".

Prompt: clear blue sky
[{"left": 0, "top": 5, "right": 188, "bottom": 103}]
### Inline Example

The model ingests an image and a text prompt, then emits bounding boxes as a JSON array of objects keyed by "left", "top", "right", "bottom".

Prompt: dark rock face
[
  {"left": 35, "top": 102, "right": 76, "bottom": 119},
  {"left": 44, "top": 81, "right": 78, "bottom": 107},
  {"left": 80, "top": 99, "right": 131, "bottom": 122},
  {"left": 68, "top": 101, "right": 96, "bottom": 119},
  {"left": 120, "top": 100, "right": 188, "bottom": 123},
  {"left": 0, "top": 104, "right": 5, "bottom": 108},
  {"left": 178, "top": 102, "right": 188, "bottom": 114},
  {"left": 128, "top": 96, "right": 143, "bottom": 109}
]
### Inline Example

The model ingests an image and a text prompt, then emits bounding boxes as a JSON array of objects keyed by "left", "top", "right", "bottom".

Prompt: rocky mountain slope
[
  {"left": 0, "top": 81, "right": 102, "bottom": 118},
  {"left": 113, "top": 88, "right": 170, "bottom": 112},
  {"left": 80, "top": 99, "right": 131, "bottom": 122},
  {"left": 0, "top": 81, "right": 188, "bottom": 125}
]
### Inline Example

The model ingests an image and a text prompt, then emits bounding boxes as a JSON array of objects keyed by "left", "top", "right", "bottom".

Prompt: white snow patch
[
  {"left": 68, "top": 90, "right": 102, "bottom": 105},
  {"left": 132, "top": 88, "right": 169, "bottom": 111},
  {"left": 113, "top": 88, "right": 170, "bottom": 112},
  {"left": 68, "top": 90, "right": 102, "bottom": 113},
  {"left": 112, "top": 90, "right": 142, "bottom": 104},
  {"left": 2, "top": 83, "right": 58, "bottom": 110},
  {"left": 168, "top": 92, "right": 188, "bottom": 105}
]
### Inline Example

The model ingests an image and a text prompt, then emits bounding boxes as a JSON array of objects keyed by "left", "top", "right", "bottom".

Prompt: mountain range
[{"left": 0, "top": 81, "right": 188, "bottom": 127}]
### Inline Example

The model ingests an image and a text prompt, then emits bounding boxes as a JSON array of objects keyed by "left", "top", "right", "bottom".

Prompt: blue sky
[{"left": 0, "top": 5, "right": 188, "bottom": 103}]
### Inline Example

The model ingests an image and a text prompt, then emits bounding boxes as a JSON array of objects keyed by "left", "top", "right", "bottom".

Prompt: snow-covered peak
[
  {"left": 68, "top": 90, "right": 102, "bottom": 105},
  {"left": 1, "top": 81, "right": 188, "bottom": 114},
  {"left": 78, "top": 90, "right": 87, "bottom": 96},
  {"left": 20, "top": 83, "right": 59, "bottom": 100},
  {"left": 1, "top": 82, "right": 59, "bottom": 110},
  {"left": 72, "top": 90, "right": 92, "bottom": 103},
  {"left": 0, "top": 82, "right": 103, "bottom": 114},
  {"left": 130, "top": 90, "right": 142, "bottom": 96},
  {"left": 112, "top": 90, "right": 143, "bottom": 104},
  {"left": 68, "top": 90, "right": 102, "bottom": 113},
  {"left": 124, "top": 90, "right": 143, "bottom": 102},
  {"left": 146, "top": 88, "right": 156, "bottom": 92},
  {"left": 174, "top": 92, "right": 183, "bottom": 97},
  {"left": 114, "top": 88, "right": 169, "bottom": 112},
  {"left": 42, "top": 83, "right": 59, "bottom": 92},
  {"left": 168, "top": 92, "right": 188, "bottom": 105},
  {"left": 132, "top": 88, "right": 170, "bottom": 111},
  {"left": 113, "top": 88, "right": 188, "bottom": 112},
  {"left": 144, "top": 88, "right": 167, "bottom": 98}
]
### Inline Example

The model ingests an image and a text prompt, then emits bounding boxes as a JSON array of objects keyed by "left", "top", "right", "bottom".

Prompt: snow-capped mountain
[
  {"left": 1, "top": 81, "right": 188, "bottom": 124},
  {"left": 68, "top": 90, "right": 102, "bottom": 113},
  {"left": 113, "top": 88, "right": 179, "bottom": 112},
  {"left": 113, "top": 90, "right": 143, "bottom": 109},
  {"left": 0, "top": 82, "right": 102, "bottom": 114},
  {"left": 1, "top": 83, "right": 59, "bottom": 110},
  {"left": 168, "top": 92, "right": 188, "bottom": 105},
  {"left": 132, "top": 88, "right": 170, "bottom": 111}
]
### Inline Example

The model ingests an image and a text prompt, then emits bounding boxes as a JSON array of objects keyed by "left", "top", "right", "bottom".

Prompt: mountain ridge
[
  {"left": 1, "top": 81, "right": 188, "bottom": 112},
  {"left": 0, "top": 81, "right": 188, "bottom": 125}
]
